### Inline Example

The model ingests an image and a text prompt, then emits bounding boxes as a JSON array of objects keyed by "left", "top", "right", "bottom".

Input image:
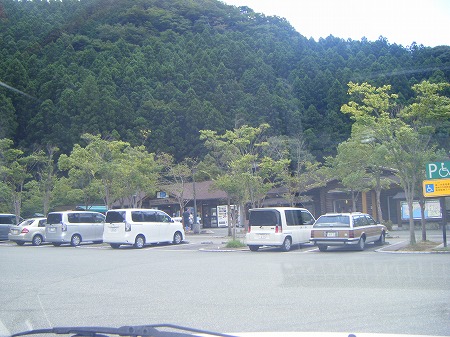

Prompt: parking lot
[{"left": 1, "top": 228, "right": 449, "bottom": 337}]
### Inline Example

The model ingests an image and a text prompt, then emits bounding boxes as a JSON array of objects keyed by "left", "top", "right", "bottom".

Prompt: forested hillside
[{"left": 1, "top": 0, "right": 449, "bottom": 160}]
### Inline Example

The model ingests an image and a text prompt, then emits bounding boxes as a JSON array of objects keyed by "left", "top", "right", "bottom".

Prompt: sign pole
[{"left": 441, "top": 197, "right": 447, "bottom": 247}]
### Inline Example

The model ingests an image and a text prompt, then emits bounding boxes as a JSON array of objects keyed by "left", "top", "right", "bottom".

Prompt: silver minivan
[
  {"left": 45, "top": 211, "right": 105, "bottom": 246},
  {"left": 245, "top": 207, "right": 315, "bottom": 252}
]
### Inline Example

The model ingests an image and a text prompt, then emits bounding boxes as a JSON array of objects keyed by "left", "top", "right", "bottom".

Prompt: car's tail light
[
  {"left": 349, "top": 230, "right": 354, "bottom": 238},
  {"left": 21, "top": 228, "right": 29, "bottom": 234},
  {"left": 248, "top": 226, "right": 251, "bottom": 233},
  {"left": 275, "top": 225, "right": 282, "bottom": 233},
  {"left": 61, "top": 222, "right": 67, "bottom": 231},
  {"left": 310, "top": 230, "right": 314, "bottom": 238},
  {"left": 125, "top": 221, "right": 131, "bottom": 232}
]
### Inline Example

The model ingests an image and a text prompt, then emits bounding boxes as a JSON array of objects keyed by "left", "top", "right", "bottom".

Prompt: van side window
[
  {"left": 131, "top": 211, "right": 144, "bottom": 222},
  {"left": 94, "top": 214, "right": 105, "bottom": 223},
  {"left": 143, "top": 211, "right": 158, "bottom": 222},
  {"left": 285, "top": 210, "right": 302, "bottom": 226},
  {"left": 68, "top": 213, "right": 79, "bottom": 223},
  {"left": 157, "top": 211, "right": 170, "bottom": 223},
  {"left": 78, "top": 213, "right": 95, "bottom": 224},
  {"left": 301, "top": 211, "right": 314, "bottom": 225}
]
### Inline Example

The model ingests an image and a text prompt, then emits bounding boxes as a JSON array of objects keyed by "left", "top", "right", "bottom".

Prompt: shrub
[{"left": 225, "top": 239, "right": 246, "bottom": 248}]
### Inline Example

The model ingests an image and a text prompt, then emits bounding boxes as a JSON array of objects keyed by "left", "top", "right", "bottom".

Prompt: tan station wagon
[{"left": 310, "top": 212, "right": 386, "bottom": 251}]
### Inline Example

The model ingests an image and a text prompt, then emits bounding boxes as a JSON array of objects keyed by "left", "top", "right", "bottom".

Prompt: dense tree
[
  {"left": 0, "top": 0, "right": 448, "bottom": 161},
  {"left": 341, "top": 81, "right": 450, "bottom": 244}
]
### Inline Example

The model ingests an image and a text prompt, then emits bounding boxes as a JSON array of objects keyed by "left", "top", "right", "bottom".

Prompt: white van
[
  {"left": 245, "top": 207, "right": 315, "bottom": 252},
  {"left": 103, "top": 209, "right": 185, "bottom": 249},
  {"left": 45, "top": 211, "right": 105, "bottom": 246}
]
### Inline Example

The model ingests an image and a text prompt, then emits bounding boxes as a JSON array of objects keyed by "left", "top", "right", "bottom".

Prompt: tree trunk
[
  {"left": 351, "top": 190, "right": 356, "bottom": 212},
  {"left": 406, "top": 193, "right": 416, "bottom": 245},
  {"left": 375, "top": 175, "right": 383, "bottom": 222},
  {"left": 419, "top": 199, "right": 426, "bottom": 241},
  {"left": 227, "top": 198, "right": 232, "bottom": 237}
]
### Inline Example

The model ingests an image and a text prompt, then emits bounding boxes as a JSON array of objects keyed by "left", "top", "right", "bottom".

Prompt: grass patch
[
  {"left": 401, "top": 241, "right": 442, "bottom": 251},
  {"left": 225, "top": 239, "right": 246, "bottom": 248}
]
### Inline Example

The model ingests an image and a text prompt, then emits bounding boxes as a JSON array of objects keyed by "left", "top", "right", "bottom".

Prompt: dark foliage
[{"left": 1, "top": 0, "right": 449, "bottom": 160}]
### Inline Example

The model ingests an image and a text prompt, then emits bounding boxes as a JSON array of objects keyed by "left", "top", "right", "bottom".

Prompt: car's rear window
[
  {"left": 18, "top": 219, "right": 34, "bottom": 227},
  {"left": 314, "top": 215, "right": 350, "bottom": 228},
  {"left": 249, "top": 210, "right": 280, "bottom": 226},
  {"left": 47, "top": 213, "right": 62, "bottom": 224},
  {"left": 0, "top": 215, "right": 15, "bottom": 224},
  {"left": 106, "top": 211, "right": 125, "bottom": 223}
]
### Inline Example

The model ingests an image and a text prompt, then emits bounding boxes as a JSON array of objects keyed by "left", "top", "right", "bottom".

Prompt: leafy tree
[
  {"left": 0, "top": 139, "right": 43, "bottom": 219},
  {"left": 201, "top": 124, "right": 281, "bottom": 235},
  {"left": 158, "top": 153, "right": 193, "bottom": 212},
  {"left": 327, "top": 120, "right": 394, "bottom": 221},
  {"left": 0, "top": 94, "right": 17, "bottom": 139},
  {"left": 341, "top": 81, "right": 450, "bottom": 244}
]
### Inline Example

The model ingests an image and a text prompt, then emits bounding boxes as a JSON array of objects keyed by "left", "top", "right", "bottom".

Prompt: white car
[
  {"left": 103, "top": 209, "right": 185, "bottom": 249},
  {"left": 246, "top": 207, "right": 315, "bottom": 252}
]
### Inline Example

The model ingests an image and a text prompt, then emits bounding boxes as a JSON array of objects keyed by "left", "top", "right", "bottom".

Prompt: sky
[{"left": 221, "top": 0, "right": 450, "bottom": 47}]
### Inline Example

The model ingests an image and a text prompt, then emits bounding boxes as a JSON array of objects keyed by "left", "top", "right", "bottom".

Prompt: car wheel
[
  {"left": 15, "top": 241, "right": 25, "bottom": 246},
  {"left": 357, "top": 236, "right": 366, "bottom": 251},
  {"left": 280, "top": 237, "right": 292, "bottom": 252},
  {"left": 134, "top": 235, "right": 145, "bottom": 249},
  {"left": 318, "top": 245, "right": 328, "bottom": 252},
  {"left": 110, "top": 243, "right": 120, "bottom": 249},
  {"left": 375, "top": 232, "right": 385, "bottom": 246},
  {"left": 70, "top": 234, "right": 81, "bottom": 247},
  {"left": 172, "top": 231, "right": 183, "bottom": 244},
  {"left": 52, "top": 242, "right": 62, "bottom": 247},
  {"left": 32, "top": 235, "right": 43, "bottom": 246},
  {"left": 248, "top": 245, "right": 260, "bottom": 252}
]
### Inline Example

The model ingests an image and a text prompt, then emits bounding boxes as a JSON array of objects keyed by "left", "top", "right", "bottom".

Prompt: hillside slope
[{"left": 1, "top": 0, "right": 449, "bottom": 159}]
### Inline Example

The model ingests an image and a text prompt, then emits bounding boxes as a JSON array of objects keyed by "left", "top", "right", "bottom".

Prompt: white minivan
[
  {"left": 246, "top": 207, "right": 315, "bottom": 252},
  {"left": 103, "top": 209, "right": 185, "bottom": 249},
  {"left": 45, "top": 211, "right": 105, "bottom": 246}
]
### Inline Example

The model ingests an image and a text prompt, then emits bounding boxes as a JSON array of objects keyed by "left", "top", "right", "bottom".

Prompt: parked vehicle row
[
  {"left": 3, "top": 208, "right": 386, "bottom": 252},
  {"left": 245, "top": 207, "right": 386, "bottom": 252},
  {"left": 3, "top": 209, "right": 185, "bottom": 249}
]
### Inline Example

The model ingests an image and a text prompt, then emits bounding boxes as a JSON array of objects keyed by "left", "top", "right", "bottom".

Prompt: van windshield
[
  {"left": 249, "top": 210, "right": 280, "bottom": 226},
  {"left": 106, "top": 211, "right": 125, "bottom": 223},
  {"left": 47, "top": 213, "right": 62, "bottom": 225}
]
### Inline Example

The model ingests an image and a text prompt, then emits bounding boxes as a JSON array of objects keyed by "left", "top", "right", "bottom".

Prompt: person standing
[{"left": 182, "top": 208, "right": 191, "bottom": 231}]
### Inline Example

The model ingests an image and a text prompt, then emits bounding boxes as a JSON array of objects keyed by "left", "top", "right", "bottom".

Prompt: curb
[
  {"left": 199, "top": 248, "right": 246, "bottom": 252},
  {"left": 376, "top": 241, "right": 450, "bottom": 254}
]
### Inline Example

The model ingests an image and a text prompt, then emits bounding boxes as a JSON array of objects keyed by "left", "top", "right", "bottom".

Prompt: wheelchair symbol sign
[{"left": 425, "top": 184, "right": 435, "bottom": 193}]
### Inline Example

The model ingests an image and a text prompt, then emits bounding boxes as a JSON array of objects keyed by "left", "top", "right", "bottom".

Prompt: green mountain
[{"left": 1, "top": 0, "right": 449, "bottom": 160}]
